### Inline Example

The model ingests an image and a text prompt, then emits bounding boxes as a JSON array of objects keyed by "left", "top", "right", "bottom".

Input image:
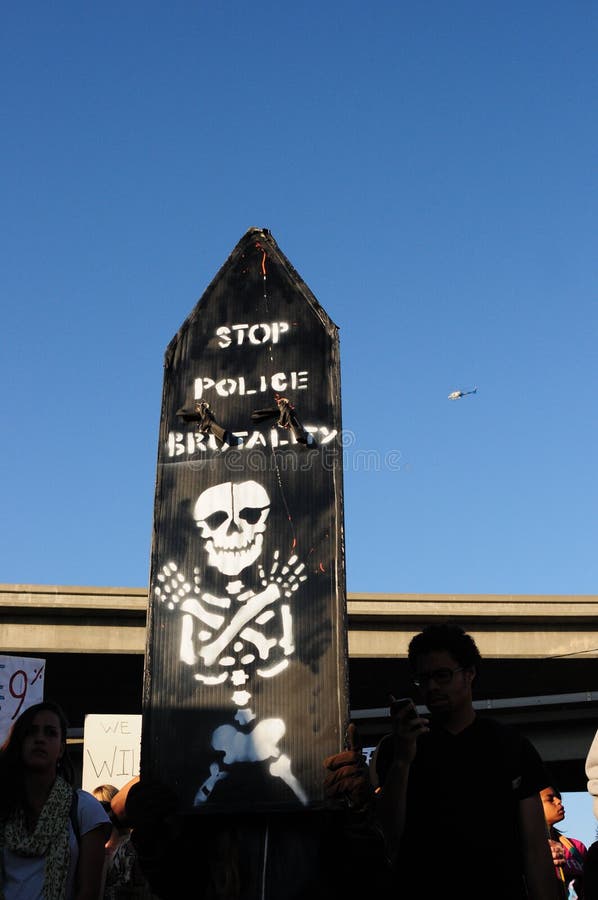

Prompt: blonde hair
[{"left": 92, "top": 783, "right": 119, "bottom": 803}]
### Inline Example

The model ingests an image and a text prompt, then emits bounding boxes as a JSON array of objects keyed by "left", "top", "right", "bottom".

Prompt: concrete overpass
[{"left": 1, "top": 584, "right": 597, "bottom": 790}]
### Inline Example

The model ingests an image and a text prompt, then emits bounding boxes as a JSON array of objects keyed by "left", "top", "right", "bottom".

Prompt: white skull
[{"left": 193, "top": 480, "right": 270, "bottom": 576}]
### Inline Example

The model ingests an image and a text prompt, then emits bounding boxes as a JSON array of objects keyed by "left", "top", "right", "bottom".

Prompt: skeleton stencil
[{"left": 153, "top": 478, "right": 308, "bottom": 805}]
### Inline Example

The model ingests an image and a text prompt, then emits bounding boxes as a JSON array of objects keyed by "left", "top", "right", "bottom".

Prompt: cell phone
[{"left": 390, "top": 696, "right": 417, "bottom": 719}]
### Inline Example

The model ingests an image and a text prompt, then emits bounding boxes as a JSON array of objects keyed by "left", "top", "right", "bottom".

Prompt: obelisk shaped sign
[{"left": 142, "top": 228, "right": 348, "bottom": 813}]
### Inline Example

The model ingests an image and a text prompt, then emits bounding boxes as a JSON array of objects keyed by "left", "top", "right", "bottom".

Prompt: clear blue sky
[{"left": 1, "top": 0, "right": 596, "bottom": 840}]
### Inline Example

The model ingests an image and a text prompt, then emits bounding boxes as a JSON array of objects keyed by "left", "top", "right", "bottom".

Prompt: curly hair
[{"left": 407, "top": 622, "right": 482, "bottom": 673}]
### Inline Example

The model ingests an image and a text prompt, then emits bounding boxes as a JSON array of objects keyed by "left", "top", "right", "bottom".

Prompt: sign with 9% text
[{"left": 0, "top": 655, "right": 45, "bottom": 744}]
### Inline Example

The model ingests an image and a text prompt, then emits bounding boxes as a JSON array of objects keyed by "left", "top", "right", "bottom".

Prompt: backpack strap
[{"left": 69, "top": 788, "right": 80, "bottom": 845}]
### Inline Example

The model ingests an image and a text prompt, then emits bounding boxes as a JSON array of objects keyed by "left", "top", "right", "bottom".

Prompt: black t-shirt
[{"left": 376, "top": 716, "right": 549, "bottom": 900}]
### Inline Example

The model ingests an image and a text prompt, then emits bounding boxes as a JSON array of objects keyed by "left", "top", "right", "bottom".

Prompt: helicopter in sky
[{"left": 448, "top": 387, "right": 477, "bottom": 400}]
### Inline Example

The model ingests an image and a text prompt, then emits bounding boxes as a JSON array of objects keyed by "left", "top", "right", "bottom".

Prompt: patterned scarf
[{"left": 0, "top": 776, "right": 73, "bottom": 900}]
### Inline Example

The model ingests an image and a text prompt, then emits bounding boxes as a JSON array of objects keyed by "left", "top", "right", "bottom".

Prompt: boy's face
[{"left": 413, "top": 649, "right": 474, "bottom": 719}]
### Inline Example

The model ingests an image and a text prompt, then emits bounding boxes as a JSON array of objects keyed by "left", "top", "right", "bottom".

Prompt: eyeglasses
[{"left": 413, "top": 667, "right": 464, "bottom": 688}]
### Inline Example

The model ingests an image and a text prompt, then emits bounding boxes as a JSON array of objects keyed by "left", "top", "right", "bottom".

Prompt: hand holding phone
[{"left": 386, "top": 695, "right": 428, "bottom": 766}]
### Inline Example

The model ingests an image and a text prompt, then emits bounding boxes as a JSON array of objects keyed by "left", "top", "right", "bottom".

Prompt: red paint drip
[{"left": 255, "top": 242, "right": 267, "bottom": 276}]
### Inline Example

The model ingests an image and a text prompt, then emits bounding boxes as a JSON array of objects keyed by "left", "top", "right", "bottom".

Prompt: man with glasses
[{"left": 372, "top": 622, "right": 560, "bottom": 899}]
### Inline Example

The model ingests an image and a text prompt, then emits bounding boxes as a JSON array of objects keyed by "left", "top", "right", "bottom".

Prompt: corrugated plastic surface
[{"left": 142, "top": 228, "right": 349, "bottom": 813}]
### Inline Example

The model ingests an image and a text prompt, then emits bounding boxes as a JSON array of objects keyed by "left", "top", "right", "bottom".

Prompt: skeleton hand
[
  {"left": 258, "top": 551, "right": 307, "bottom": 599},
  {"left": 153, "top": 561, "right": 193, "bottom": 610}
]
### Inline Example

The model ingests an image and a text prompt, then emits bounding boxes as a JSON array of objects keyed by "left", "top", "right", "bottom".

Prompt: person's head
[
  {"left": 0, "top": 701, "right": 74, "bottom": 812},
  {"left": 121, "top": 778, "right": 178, "bottom": 831},
  {"left": 407, "top": 623, "right": 481, "bottom": 720},
  {"left": 92, "top": 783, "right": 125, "bottom": 842},
  {"left": 93, "top": 783, "right": 120, "bottom": 831},
  {"left": 93, "top": 783, "right": 119, "bottom": 804},
  {"left": 540, "top": 785, "right": 565, "bottom": 829}
]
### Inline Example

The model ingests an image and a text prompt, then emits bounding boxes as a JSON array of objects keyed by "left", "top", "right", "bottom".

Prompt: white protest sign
[
  {"left": 82, "top": 714, "right": 142, "bottom": 792},
  {"left": 0, "top": 655, "right": 45, "bottom": 744}
]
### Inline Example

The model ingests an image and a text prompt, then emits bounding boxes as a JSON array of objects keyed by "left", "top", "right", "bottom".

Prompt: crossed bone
[
  {"left": 193, "top": 715, "right": 308, "bottom": 806},
  {"left": 154, "top": 554, "right": 304, "bottom": 675},
  {"left": 154, "top": 553, "right": 308, "bottom": 806}
]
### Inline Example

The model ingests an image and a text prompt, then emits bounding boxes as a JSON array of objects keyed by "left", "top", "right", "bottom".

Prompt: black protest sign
[{"left": 141, "top": 228, "right": 348, "bottom": 813}]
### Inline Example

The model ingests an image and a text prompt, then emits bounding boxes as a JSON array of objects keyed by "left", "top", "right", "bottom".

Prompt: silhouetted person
[
  {"left": 109, "top": 735, "right": 389, "bottom": 900},
  {"left": 372, "top": 622, "right": 560, "bottom": 900}
]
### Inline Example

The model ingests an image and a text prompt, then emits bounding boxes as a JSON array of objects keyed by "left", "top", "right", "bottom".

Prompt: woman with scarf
[{"left": 0, "top": 700, "right": 111, "bottom": 899}]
